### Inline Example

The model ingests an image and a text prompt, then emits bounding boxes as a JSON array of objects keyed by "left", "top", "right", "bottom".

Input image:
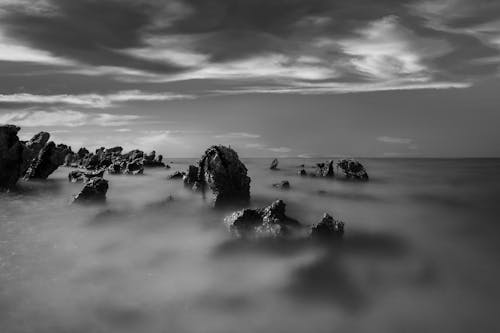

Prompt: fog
[{"left": 1, "top": 158, "right": 500, "bottom": 332}]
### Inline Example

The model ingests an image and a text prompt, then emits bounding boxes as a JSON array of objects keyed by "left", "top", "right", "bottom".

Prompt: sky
[{"left": 0, "top": 0, "right": 499, "bottom": 157}]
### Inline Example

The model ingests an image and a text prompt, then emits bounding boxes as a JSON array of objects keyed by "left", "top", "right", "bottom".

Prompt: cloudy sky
[{"left": 1, "top": 0, "right": 499, "bottom": 157}]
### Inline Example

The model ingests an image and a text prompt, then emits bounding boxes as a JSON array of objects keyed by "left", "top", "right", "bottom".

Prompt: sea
[{"left": 1, "top": 158, "right": 500, "bottom": 333}]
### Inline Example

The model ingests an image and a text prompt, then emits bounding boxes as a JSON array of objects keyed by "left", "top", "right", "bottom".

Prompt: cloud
[
  {"left": 0, "top": 110, "right": 140, "bottom": 127},
  {"left": 215, "top": 132, "right": 261, "bottom": 139},
  {"left": 377, "top": 136, "right": 413, "bottom": 145},
  {"left": 0, "top": 90, "right": 194, "bottom": 108}
]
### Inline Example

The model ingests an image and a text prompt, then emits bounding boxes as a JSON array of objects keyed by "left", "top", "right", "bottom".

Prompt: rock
[
  {"left": 63, "top": 152, "right": 75, "bottom": 167},
  {"left": 165, "top": 164, "right": 171, "bottom": 169},
  {"left": 183, "top": 165, "right": 199, "bottom": 187},
  {"left": 224, "top": 200, "right": 301, "bottom": 238},
  {"left": 298, "top": 168, "right": 307, "bottom": 176},
  {"left": 167, "top": 171, "right": 185, "bottom": 180},
  {"left": 125, "top": 149, "right": 144, "bottom": 161},
  {"left": 316, "top": 160, "right": 335, "bottom": 177},
  {"left": 20, "top": 131, "right": 51, "bottom": 174},
  {"left": 336, "top": 159, "right": 369, "bottom": 180},
  {"left": 124, "top": 159, "right": 144, "bottom": 175},
  {"left": 270, "top": 158, "right": 279, "bottom": 170},
  {"left": 0, "top": 125, "right": 24, "bottom": 189},
  {"left": 77, "top": 147, "right": 89, "bottom": 160},
  {"left": 72, "top": 178, "right": 108, "bottom": 203},
  {"left": 68, "top": 170, "right": 85, "bottom": 182},
  {"left": 107, "top": 162, "right": 122, "bottom": 174},
  {"left": 24, "top": 142, "right": 70, "bottom": 179},
  {"left": 197, "top": 145, "right": 251, "bottom": 207},
  {"left": 273, "top": 180, "right": 290, "bottom": 189},
  {"left": 311, "top": 213, "right": 345, "bottom": 239}
]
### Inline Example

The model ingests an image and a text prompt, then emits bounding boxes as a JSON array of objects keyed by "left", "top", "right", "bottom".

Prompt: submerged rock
[
  {"left": 270, "top": 158, "right": 279, "bottom": 170},
  {"left": 0, "top": 125, "right": 24, "bottom": 189},
  {"left": 336, "top": 159, "right": 369, "bottom": 180},
  {"left": 224, "top": 200, "right": 301, "bottom": 238},
  {"left": 24, "top": 142, "right": 70, "bottom": 179},
  {"left": 197, "top": 145, "right": 251, "bottom": 207},
  {"left": 298, "top": 168, "right": 307, "bottom": 176},
  {"left": 72, "top": 178, "right": 109, "bottom": 203},
  {"left": 311, "top": 213, "right": 345, "bottom": 239},
  {"left": 273, "top": 180, "right": 290, "bottom": 189},
  {"left": 168, "top": 171, "right": 185, "bottom": 180}
]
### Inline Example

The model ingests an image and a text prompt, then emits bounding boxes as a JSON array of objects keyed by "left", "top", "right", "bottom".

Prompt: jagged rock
[
  {"left": 0, "top": 125, "right": 24, "bottom": 189},
  {"left": 316, "top": 160, "right": 335, "bottom": 177},
  {"left": 311, "top": 213, "right": 345, "bottom": 239},
  {"left": 336, "top": 159, "right": 369, "bottom": 180},
  {"left": 197, "top": 145, "right": 251, "bottom": 207},
  {"left": 167, "top": 171, "right": 185, "bottom": 179},
  {"left": 104, "top": 146, "right": 123, "bottom": 155},
  {"left": 298, "top": 168, "right": 307, "bottom": 176},
  {"left": 125, "top": 149, "right": 144, "bottom": 161},
  {"left": 270, "top": 158, "right": 279, "bottom": 170},
  {"left": 124, "top": 159, "right": 144, "bottom": 175},
  {"left": 224, "top": 200, "right": 301, "bottom": 238},
  {"left": 24, "top": 142, "right": 70, "bottom": 179},
  {"left": 107, "top": 162, "right": 122, "bottom": 174},
  {"left": 20, "top": 131, "right": 51, "bottom": 174},
  {"left": 77, "top": 147, "right": 89, "bottom": 160},
  {"left": 83, "top": 154, "right": 100, "bottom": 170},
  {"left": 72, "top": 178, "right": 108, "bottom": 203},
  {"left": 273, "top": 180, "right": 290, "bottom": 189},
  {"left": 183, "top": 165, "right": 199, "bottom": 187}
]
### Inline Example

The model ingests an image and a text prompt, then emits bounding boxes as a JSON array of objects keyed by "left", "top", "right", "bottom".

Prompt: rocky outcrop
[
  {"left": 20, "top": 131, "right": 51, "bottom": 174},
  {"left": 316, "top": 160, "right": 335, "bottom": 177},
  {"left": 310, "top": 213, "right": 345, "bottom": 239},
  {"left": 124, "top": 159, "right": 144, "bottom": 175},
  {"left": 68, "top": 170, "right": 85, "bottom": 183},
  {"left": 143, "top": 151, "right": 165, "bottom": 167},
  {"left": 336, "top": 159, "right": 369, "bottom": 180},
  {"left": 224, "top": 200, "right": 301, "bottom": 238},
  {"left": 72, "top": 178, "right": 108, "bottom": 203},
  {"left": 0, "top": 125, "right": 24, "bottom": 189},
  {"left": 167, "top": 171, "right": 185, "bottom": 179},
  {"left": 273, "top": 180, "right": 290, "bottom": 189},
  {"left": 270, "top": 158, "right": 279, "bottom": 170},
  {"left": 24, "top": 142, "right": 71, "bottom": 179},
  {"left": 183, "top": 165, "right": 199, "bottom": 186},
  {"left": 196, "top": 145, "right": 251, "bottom": 207}
]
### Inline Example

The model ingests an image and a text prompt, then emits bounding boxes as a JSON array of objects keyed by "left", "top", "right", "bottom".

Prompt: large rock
[
  {"left": 72, "top": 178, "right": 108, "bottom": 203},
  {"left": 224, "top": 200, "right": 301, "bottom": 238},
  {"left": 336, "top": 159, "right": 369, "bottom": 180},
  {"left": 124, "top": 159, "right": 144, "bottom": 175},
  {"left": 183, "top": 165, "right": 199, "bottom": 186},
  {"left": 310, "top": 213, "right": 345, "bottom": 239},
  {"left": 24, "top": 142, "right": 70, "bottom": 179},
  {"left": 197, "top": 145, "right": 251, "bottom": 207},
  {"left": 0, "top": 125, "right": 24, "bottom": 189},
  {"left": 20, "top": 131, "right": 51, "bottom": 174},
  {"left": 316, "top": 160, "right": 335, "bottom": 177}
]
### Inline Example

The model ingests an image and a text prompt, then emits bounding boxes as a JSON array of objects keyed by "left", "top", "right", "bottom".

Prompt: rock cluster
[
  {"left": 0, "top": 125, "right": 24, "bottom": 189},
  {"left": 182, "top": 145, "right": 251, "bottom": 207},
  {"left": 336, "top": 159, "right": 369, "bottom": 180},
  {"left": 24, "top": 142, "right": 71, "bottom": 180}
]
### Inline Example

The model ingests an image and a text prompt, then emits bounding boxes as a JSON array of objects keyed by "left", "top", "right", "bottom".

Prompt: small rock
[
  {"left": 311, "top": 213, "right": 345, "bottom": 239},
  {"left": 72, "top": 178, "right": 108, "bottom": 203},
  {"left": 270, "top": 158, "right": 279, "bottom": 170},
  {"left": 298, "top": 169, "right": 307, "bottom": 176},
  {"left": 168, "top": 171, "right": 185, "bottom": 179},
  {"left": 273, "top": 180, "right": 290, "bottom": 189}
]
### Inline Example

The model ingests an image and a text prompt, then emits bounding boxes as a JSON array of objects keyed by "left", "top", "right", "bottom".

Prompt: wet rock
[
  {"left": 77, "top": 147, "right": 89, "bottom": 160},
  {"left": 336, "top": 159, "right": 369, "bottom": 180},
  {"left": 124, "top": 159, "right": 144, "bottom": 175},
  {"left": 183, "top": 165, "right": 199, "bottom": 187},
  {"left": 107, "top": 162, "right": 122, "bottom": 174},
  {"left": 24, "top": 142, "right": 71, "bottom": 179},
  {"left": 197, "top": 145, "right": 251, "bottom": 207},
  {"left": 224, "top": 200, "right": 301, "bottom": 238},
  {"left": 0, "top": 125, "right": 24, "bottom": 189},
  {"left": 316, "top": 160, "right": 335, "bottom": 177},
  {"left": 68, "top": 170, "right": 85, "bottom": 183},
  {"left": 20, "top": 131, "right": 51, "bottom": 174},
  {"left": 125, "top": 149, "right": 144, "bottom": 161},
  {"left": 273, "top": 180, "right": 290, "bottom": 189},
  {"left": 167, "top": 171, "right": 185, "bottom": 180},
  {"left": 298, "top": 168, "right": 307, "bottom": 176},
  {"left": 143, "top": 150, "right": 165, "bottom": 167},
  {"left": 72, "top": 178, "right": 108, "bottom": 203},
  {"left": 311, "top": 213, "right": 345, "bottom": 239},
  {"left": 270, "top": 158, "right": 279, "bottom": 170}
]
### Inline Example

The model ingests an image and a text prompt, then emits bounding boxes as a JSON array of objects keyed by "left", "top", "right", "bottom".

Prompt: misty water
[{"left": 1, "top": 158, "right": 500, "bottom": 332}]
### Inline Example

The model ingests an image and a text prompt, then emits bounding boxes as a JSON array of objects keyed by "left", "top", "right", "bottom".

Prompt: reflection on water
[{"left": 1, "top": 158, "right": 500, "bottom": 332}]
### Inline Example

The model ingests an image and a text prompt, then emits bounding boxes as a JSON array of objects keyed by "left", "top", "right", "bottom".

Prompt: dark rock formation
[
  {"left": 167, "top": 171, "right": 185, "bottom": 179},
  {"left": 270, "top": 158, "right": 279, "bottom": 170},
  {"left": 72, "top": 178, "right": 108, "bottom": 203},
  {"left": 21, "top": 131, "right": 51, "bottom": 174},
  {"left": 143, "top": 150, "right": 165, "bottom": 167},
  {"left": 336, "top": 159, "right": 369, "bottom": 180},
  {"left": 298, "top": 168, "right": 307, "bottom": 176},
  {"left": 316, "top": 160, "right": 335, "bottom": 177},
  {"left": 0, "top": 125, "right": 24, "bottom": 189},
  {"left": 107, "top": 162, "right": 122, "bottom": 174},
  {"left": 24, "top": 142, "right": 71, "bottom": 179},
  {"left": 224, "top": 200, "right": 301, "bottom": 238},
  {"left": 183, "top": 165, "right": 199, "bottom": 186},
  {"left": 273, "top": 180, "right": 290, "bottom": 189},
  {"left": 311, "top": 213, "right": 345, "bottom": 239},
  {"left": 197, "top": 145, "right": 251, "bottom": 207},
  {"left": 124, "top": 159, "right": 144, "bottom": 175},
  {"left": 77, "top": 147, "right": 89, "bottom": 160},
  {"left": 68, "top": 170, "right": 85, "bottom": 183}
]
